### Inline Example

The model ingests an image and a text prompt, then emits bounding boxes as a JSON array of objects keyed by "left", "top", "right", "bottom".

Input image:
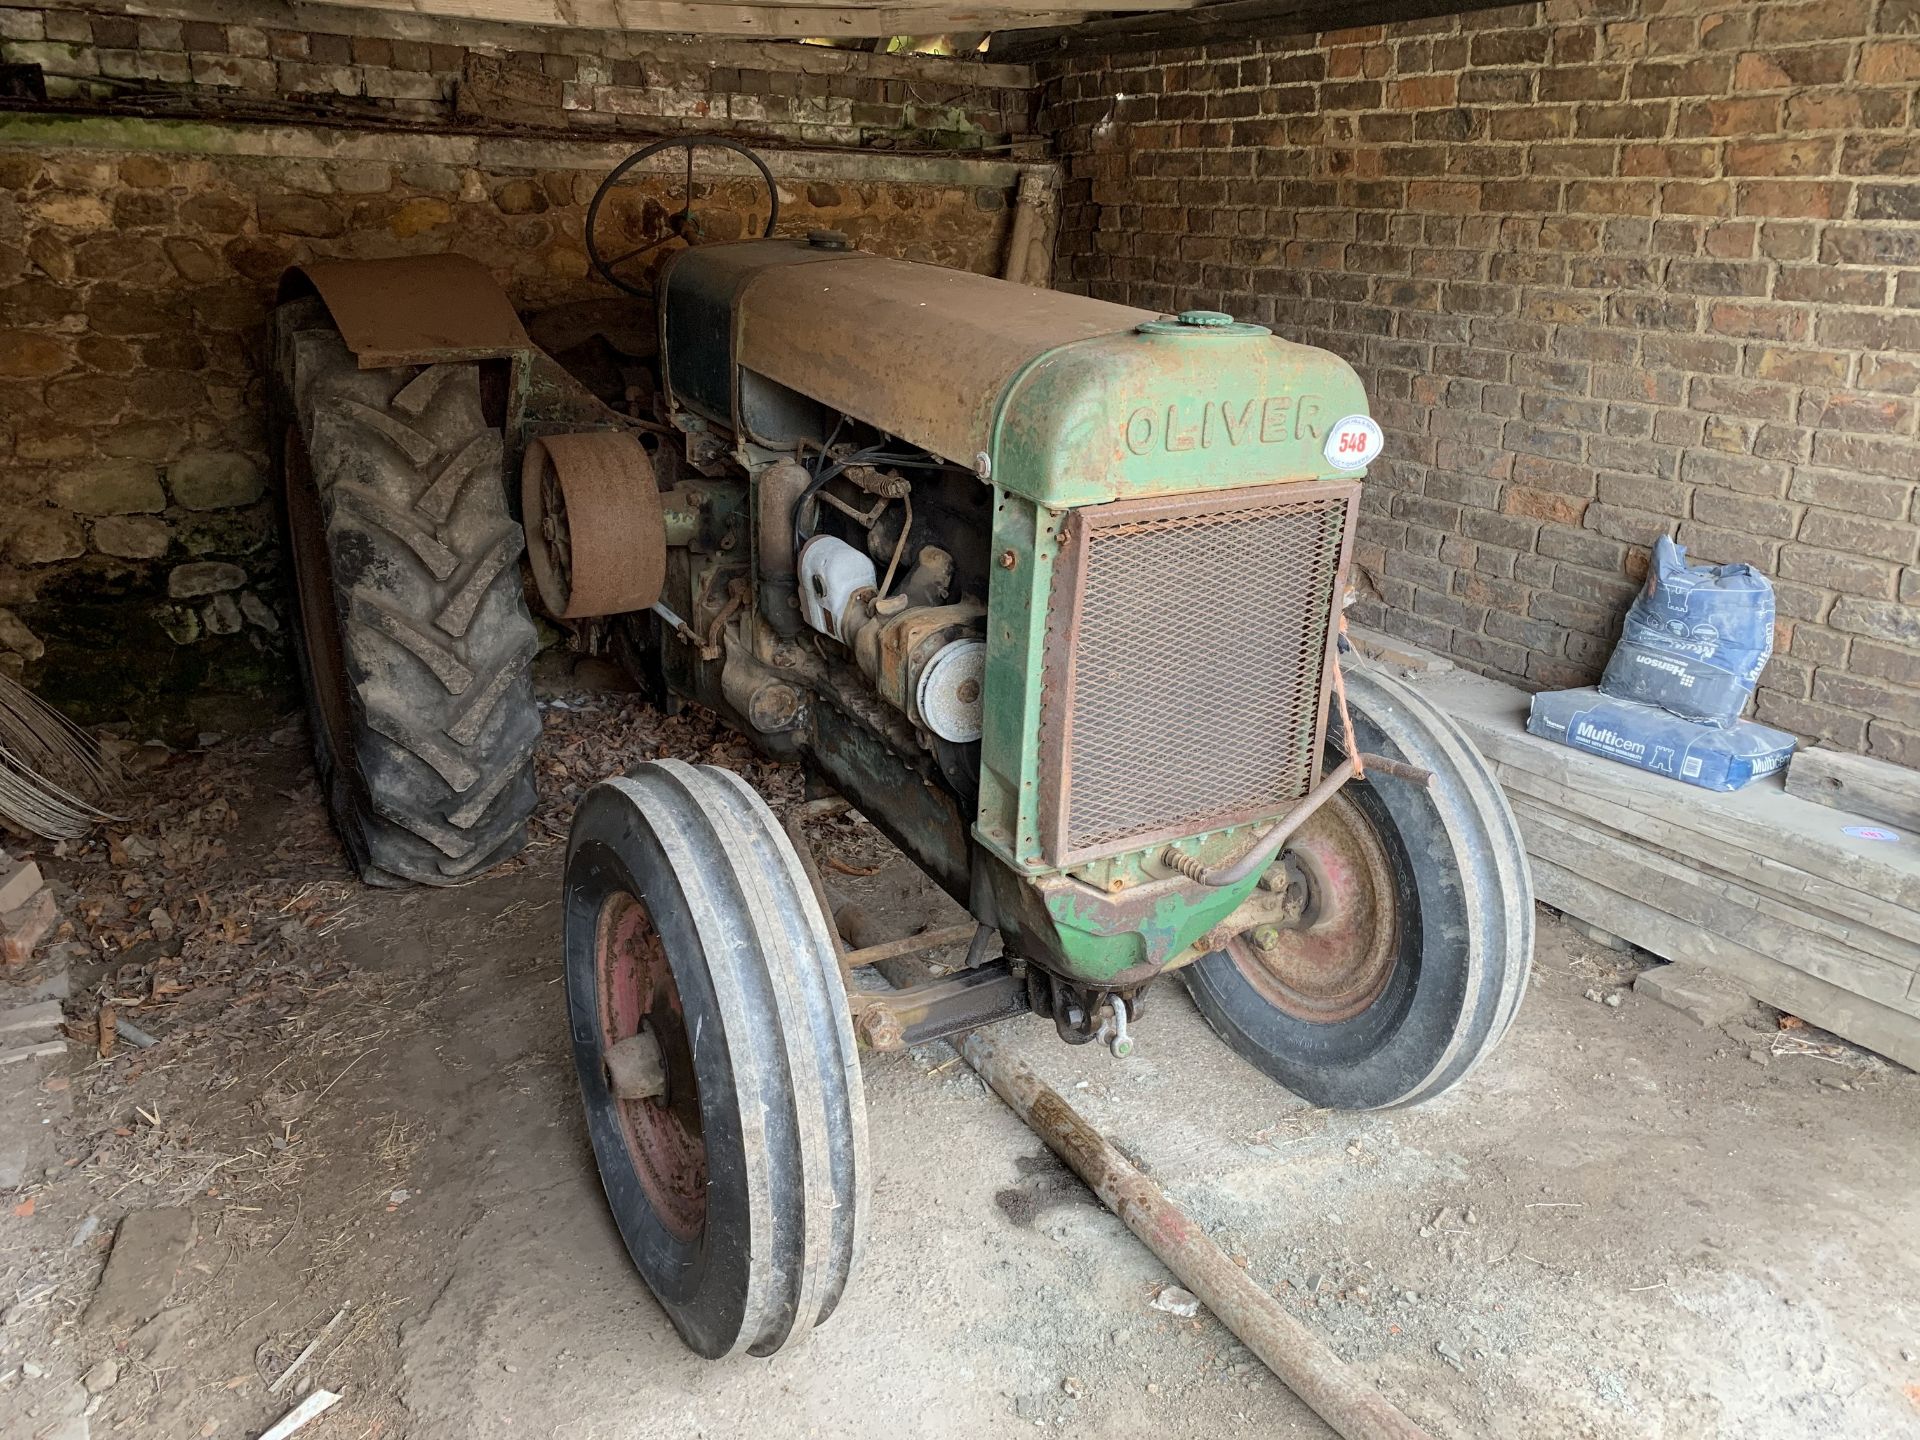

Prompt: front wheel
[
  {"left": 1182, "top": 665, "right": 1531, "bottom": 1109},
  {"left": 564, "top": 760, "right": 867, "bottom": 1357}
]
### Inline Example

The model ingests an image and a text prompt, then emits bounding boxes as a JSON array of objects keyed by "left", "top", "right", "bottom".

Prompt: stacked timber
[{"left": 1377, "top": 654, "right": 1920, "bottom": 1071}]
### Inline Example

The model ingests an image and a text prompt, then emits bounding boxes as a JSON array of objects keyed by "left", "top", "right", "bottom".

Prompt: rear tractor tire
[
  {"left": 1182, "top": 665, "right": 1532, "bottom": 1110},
  {"left": 272, "top": 299, "right": 542, "bottom": 886}
]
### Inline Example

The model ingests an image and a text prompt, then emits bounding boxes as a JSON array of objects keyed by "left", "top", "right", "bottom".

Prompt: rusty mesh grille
[{"left": 1042, "top": 486, "right": 1354, "bottom": 864}]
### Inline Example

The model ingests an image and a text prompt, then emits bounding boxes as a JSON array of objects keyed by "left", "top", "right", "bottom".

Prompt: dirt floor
[{"left": 3, "top": 679, "right": 1920, "bottom": 1440}]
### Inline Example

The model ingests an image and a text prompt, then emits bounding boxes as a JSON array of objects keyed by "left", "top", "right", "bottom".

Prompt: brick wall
[
  {"left": 1045, "top": 0, "right": 1920, "bottom": 767},
  {"left": 0, "top": 5, "right": 1037, "bottom": 734}
]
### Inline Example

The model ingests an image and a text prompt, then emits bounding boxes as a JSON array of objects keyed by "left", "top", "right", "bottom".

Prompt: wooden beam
[
  {"left": 989, "top": 0, "right": 1498, "bottom": 63},
  {"left": 1786, "top": 748, "right": 1920, "bottom": 836},
  {"left": 2, "top": 0, "right": 1063, "bottom": 57},
  {"left": 317, "top": 0, "right": 1151, "bottom": 32}
]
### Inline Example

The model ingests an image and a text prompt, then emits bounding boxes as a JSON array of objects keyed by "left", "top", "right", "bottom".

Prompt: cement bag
[
  {"left": 1599, "top": 535, "right": 1773, "bottom": 726},
  {"left": 1527, "top": 688, "right": 1796, "bottom": 793}
]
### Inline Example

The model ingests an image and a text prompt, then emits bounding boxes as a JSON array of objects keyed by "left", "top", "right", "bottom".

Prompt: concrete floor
[{"left": 3, "top": 709, "right": 1919, "bottom": 1440}]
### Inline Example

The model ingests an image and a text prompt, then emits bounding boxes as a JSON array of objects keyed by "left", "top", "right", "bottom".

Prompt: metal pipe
[
  {"left": 960, "top": 1031, "right": 1433, "bottom": 1440},
  {"left": 757, "top": 457, "right": 812, "bottom": 638},
  {"left": 843, "top": 921, "right": 979, "bottom": 970},
  {"left": 1359, "top": 753, "right": 1434, "bottom": 788},
  {"left": 782, "top": 798, "right": 852, "bottom": 972},
  {"left": 1163, "top": 757, "right": 1357, "bottom": 888}
]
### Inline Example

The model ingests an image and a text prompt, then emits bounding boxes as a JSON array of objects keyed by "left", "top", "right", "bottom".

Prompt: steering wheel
[{"left": 585, "top": 136, "right": 780, "bottom": 298}]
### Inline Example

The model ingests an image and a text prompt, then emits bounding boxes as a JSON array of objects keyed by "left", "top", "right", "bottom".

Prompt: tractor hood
[{"left": 659, "top": 240, "right": 1371, "bottom": 507}]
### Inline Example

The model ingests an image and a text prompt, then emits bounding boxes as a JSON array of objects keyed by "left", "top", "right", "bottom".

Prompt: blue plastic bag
[
  {"left": 1527, "top": 688, "right": 1796, "bottom": 793},
  {"left": 1599, "top": 536, "right": 1774, "bottom": 726}
]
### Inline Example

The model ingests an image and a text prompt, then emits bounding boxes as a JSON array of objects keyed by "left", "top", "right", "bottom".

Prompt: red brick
[
  {"left": 1577, "top": 102, "right": 1671, "bottom": 139},
  {"left": 1677, "top": 97, "right": 1782, "bottom": 138},
  {"left": 1736, "top": 44, "right": 1851, "bottom": 88},
  {"left": 1627, "top": 57, "right": 1733, "bottom": 97},
  {"left": 1860, "top": 40, "right": 1920, "bottom": 82},
  {"left": 1407, "top": 180, "right": 1482, "bottom": 213},
  {"left": 1754, "top": 0, "right": 1872, "bottom": 43},
  {"left": 1775, "top": 265, "right": 1889, "bottom": 305},
  {"left": 1752, "top": 346, "right": 1850, "bottom": 383},
  {"left": 1786, "top": 90, "right": 1909, "bottom": 133},
  {"left": 1725, "top": 139, "right": 1835, "bottom": 176},
  {"left": 1737, "top": 181, "right": 1848, "bottom": 219},
  {"left": 1798, "top": 508, "right": 1920, "bottom": 563},
  {"left": 1566, "top": 181, "right": 1658, "bottom": 215},
  {"left": 1709, "top": 303, "right": 1807, "bottom": 341},
  {"left": 1662, "top": 180, "right": 1732, "bottom": 216},
  {"left": 1540, "top": 65, "right": 1626, "bottom": 102},
  {"left": 1623, "top": 143, "right": 1717, "bottom": 178},
  {"left": 1690, "top": 376, "right": 1796, "bottom": 422},
  {"left": 1388, "top": 74, "right": 1456, "bottom": 108}
]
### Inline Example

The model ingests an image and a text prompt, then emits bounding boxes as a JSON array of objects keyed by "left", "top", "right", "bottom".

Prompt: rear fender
[{"left": 278, "top": 254, "right": 532, "bottom": 369}]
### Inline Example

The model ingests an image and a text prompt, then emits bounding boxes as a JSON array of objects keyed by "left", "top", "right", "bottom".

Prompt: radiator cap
[{"left": 1135, "top": 309, "right": 1269, "bottom": 337}]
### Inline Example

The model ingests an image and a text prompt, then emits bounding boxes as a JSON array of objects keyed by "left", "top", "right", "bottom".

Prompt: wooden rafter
[
  {"left": 307, "top": 0, "right": 1196, "bottom": 33},
  {"left": 989, "top": 0, "right": 1510, "bottom": 61}
]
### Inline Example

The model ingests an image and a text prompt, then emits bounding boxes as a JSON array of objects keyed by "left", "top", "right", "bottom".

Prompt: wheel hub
[
  {"left": 596, "top": 890, "right": 706, "bottom": 1242},
  {"left": 1226, "top": 791, "right": 1400, "bottom": 1024}
]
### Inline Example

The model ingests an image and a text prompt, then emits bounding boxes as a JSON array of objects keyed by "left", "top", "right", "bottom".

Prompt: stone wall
[
  {"left": 0, "top": 2, "right": 1034, "bottom": 152},
  {"left": 0, "top": 6, "right": 1038, "bottom": 734},
  {"left": 1045, "top": 0, "right": 1920, "bottom": 767}
]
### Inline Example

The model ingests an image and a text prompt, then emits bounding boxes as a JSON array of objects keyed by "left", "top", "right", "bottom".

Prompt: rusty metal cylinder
[
  {"left": 756, "top": 456, "right": 811, "bottom": 638},
  {"left": 521, "top": 430, "right": 665, "bottom": 620},
  {"left": 961, "top": 1030, "right": 1433, "bottom": 1440}
]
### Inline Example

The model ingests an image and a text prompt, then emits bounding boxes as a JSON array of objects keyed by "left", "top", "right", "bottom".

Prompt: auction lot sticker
[
  {"left": 1325, "top": 415, "right": 1384, "bottom": 470},
  {"left": 1843, "top": 825, "right": 1901, "bottom": 842}
]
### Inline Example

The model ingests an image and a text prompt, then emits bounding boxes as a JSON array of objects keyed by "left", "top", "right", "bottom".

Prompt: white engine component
[
  {"left": 915, "top": 638, "right": 986, "bottom": 743},
  {"left": 797, "top": 535, "right": 876, "bottom": 640}
]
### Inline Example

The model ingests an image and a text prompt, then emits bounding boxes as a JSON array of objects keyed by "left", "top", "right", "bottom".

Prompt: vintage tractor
[{"left": 270, "top": 138, "right": 1531, "bottom": 1360}]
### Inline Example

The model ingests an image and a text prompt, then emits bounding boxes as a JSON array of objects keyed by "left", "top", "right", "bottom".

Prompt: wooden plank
[
  {"left": 1513, "top": 795, "right": 1920, "bottom": 1007},
  {"left": 1495, "top": 763, "right": 1920, "bottom": 952},
  {"left": 608, "top": 0, "right": 1094, "bottom": 33},
  {"left": 377, "top": 0, "right": 1133, "bottom": 30},
  {"left": 1786, "top": 747, "right": 1920, "bottom": 835},
  {"left": 1529, "top": 857, "right": 1920, "bottom": 1073},
  {"left": 1423, "top": 668, "right": 1920, "bottom": 914},
  {"left": 0, "top": 1039, "right": 65, "bottom": 1068},
  {"left": 1512, "top": 783, "right": 1920, "bottom": 974},
  {"left": 48, "top": 0, "right": 1036, "bottom": 82},
  {"left": 0, "top": 999, "right": 63, "bottom": 1036},
  {"left": 990, "top": 0, "right": 1486, "bottom": 61}
]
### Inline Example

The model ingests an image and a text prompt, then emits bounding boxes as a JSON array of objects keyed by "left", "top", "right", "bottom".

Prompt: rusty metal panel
[
  {"left": 290, "top": 255, "right": 531, "bottom": 369},
  {"left": 1037, "top": 480, "right": 1360, "bottom": 868},
  {"left": 733, "top": 251, "right": 1150, "bottom": 466}
]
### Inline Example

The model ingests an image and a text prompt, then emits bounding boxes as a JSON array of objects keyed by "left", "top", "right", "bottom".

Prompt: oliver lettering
[{"left": 1123, "top": 395, "right": 1326, "bottom": 455}]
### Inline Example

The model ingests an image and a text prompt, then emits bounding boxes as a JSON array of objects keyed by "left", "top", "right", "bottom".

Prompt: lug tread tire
[
  {"left": 272, "top": 301, "right": 540, "bottom": 887},
  {"left": 565, "top": 760, "right": 867, "bottom": 1358}
]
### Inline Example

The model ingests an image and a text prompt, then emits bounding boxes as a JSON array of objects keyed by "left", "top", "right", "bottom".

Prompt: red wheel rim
[
  {"left": 1226, "top": 792, "right": 1401, "bottom": 1024},
  {"left": 596, "top": 890, "right": 707, "bottom": 1242}
]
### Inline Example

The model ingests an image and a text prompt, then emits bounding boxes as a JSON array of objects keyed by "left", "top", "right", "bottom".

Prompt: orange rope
[{"left": 1331, "top": 611, "right": 1363, "bottom": 780}]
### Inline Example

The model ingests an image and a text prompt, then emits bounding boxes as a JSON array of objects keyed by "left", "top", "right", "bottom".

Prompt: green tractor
[{"left": 271, "top": 138, "right": 1530, "bottom": 1359}]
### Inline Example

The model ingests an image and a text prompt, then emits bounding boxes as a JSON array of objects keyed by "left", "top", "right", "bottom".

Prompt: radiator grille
[{"left": 1038, "top": 482, "right": 1358, "bottom": 866}]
